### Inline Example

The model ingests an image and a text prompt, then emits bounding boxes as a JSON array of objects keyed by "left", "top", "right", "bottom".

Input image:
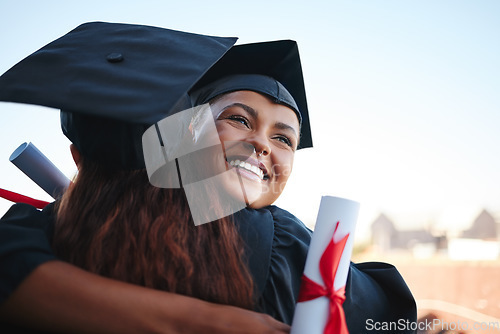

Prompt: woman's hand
[{"left": 0, "top": 260, "right": 290, "bottom": 333}]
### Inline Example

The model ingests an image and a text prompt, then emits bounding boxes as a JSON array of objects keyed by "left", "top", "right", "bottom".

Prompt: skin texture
[
  {"left": 0, "top": 92, "right": 300, "bottom": 333},
  {"left": 209, "top": 91, "right": 300, "bottom": 209}
]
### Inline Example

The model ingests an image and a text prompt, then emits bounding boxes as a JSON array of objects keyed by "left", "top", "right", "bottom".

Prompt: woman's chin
[{"left": 219, "top": 168, "right": 266, "bottom": 207}]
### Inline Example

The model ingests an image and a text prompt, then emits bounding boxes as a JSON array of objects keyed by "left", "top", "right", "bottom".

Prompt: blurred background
[{"left": 1, "top": 0, "right": 499, "bottom": 331}]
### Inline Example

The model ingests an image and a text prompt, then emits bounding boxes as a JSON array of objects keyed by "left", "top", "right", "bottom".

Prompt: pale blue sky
[{"left": 1, "top": 0, "right": 499, "bottom": 240}]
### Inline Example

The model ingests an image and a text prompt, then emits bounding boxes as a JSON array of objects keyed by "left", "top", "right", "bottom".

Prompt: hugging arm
[
  {"left": 0, "top": 204, "right": 289, "bottom": 334},
  {"left": 0, "top": 261, "right": 289, "bottom": 334}
]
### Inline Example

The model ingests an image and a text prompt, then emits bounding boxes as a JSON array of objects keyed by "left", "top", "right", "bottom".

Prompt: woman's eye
[
  {"left": 275, "top": 135, "right": 293, "bottom": 147},
  {"left": 227, "top": 115, "right": 249, "bottom": 127}
]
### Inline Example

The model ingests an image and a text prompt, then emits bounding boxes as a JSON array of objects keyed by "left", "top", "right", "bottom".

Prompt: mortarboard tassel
[{"left": 0, "top": 188, "right": 49, "bottom": 209}]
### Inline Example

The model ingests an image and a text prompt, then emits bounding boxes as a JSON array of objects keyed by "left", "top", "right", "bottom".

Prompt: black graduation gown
[
  {"left": 234, "top": 206, "right": 417, "bottom": 333},
  {"left": 0, "top": 203, "right": 416, "bottom": 333}
]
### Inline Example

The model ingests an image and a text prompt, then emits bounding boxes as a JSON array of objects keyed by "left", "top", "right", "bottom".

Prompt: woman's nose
[{"left": 248, "top": 133, "right": 271, "bottom": 157}]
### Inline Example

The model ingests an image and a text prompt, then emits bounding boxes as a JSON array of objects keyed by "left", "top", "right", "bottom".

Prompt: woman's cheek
[
  {"left": 215, "top": 124, "right": 236, "bottom": 143},
  {"left": 270, "top": 157, "right": 294, "bottom": 179}
]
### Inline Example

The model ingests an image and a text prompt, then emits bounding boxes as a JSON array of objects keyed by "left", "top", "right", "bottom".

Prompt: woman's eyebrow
[
  {"left": 274, "top": 122, "right": 298, "bottom": 138},
  {"left": 221, "top": 102, "right": 258, "bottom": 119}
]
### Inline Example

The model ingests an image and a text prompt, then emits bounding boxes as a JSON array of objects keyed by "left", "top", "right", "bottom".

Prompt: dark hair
[{"left": 53, "top": 157, "right": 254, "bottom": 308}]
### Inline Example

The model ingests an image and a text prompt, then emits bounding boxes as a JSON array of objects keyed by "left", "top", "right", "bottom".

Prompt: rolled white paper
[
  {"left": 10, "top": 142, "right": 71, "bottom": 199},
  {"left": 291, "top": 196, "right": 360, "bottom": 334}
]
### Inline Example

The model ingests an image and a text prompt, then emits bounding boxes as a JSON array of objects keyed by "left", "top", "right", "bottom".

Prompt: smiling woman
[
  {"left": 207, "top": 88, "right": 300, "bottom": 208},
  {"left": 0, "top": 22, "right": 416, "bottom": 334},
  {"left": 0, "top": 22, "right": 300, "bottom": 334}
]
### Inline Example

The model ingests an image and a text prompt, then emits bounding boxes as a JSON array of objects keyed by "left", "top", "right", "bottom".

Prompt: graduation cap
[
  {"left": 0, "top": 21, "right": 236, "bottom": 170},
  {"left": 0, "top": 21, "right": 312, "bottom": 170},
  {"left": 190, "top": 40, "right": 312, "bottom": 150}
]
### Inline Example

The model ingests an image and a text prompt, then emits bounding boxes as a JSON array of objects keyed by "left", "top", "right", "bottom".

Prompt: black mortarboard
[
  {"left": 190, "top": 40, "right": 312, "bottom": 150},
  {"left": 0, "top": 22, "right": 237, "bottom": 169},
  {"left": 0, "top": 22, "right": 311, "bottom": 171}
]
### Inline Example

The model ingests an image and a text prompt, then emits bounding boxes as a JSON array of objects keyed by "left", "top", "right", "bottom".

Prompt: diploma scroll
[
  {"left": 291, "top": 196, "right": 359, "bottom": 334},
  {"left": 10, "top": 142, "right": 71, "bottom": 199}
]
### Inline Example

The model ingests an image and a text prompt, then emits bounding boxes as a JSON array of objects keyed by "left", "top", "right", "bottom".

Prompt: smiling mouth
[{"left": 228, "top": 159, "right": 269, "bottom": 180}]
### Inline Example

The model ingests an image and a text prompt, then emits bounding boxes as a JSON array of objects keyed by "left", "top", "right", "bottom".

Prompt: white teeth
[
  {"left": 228, "top": 159, "right": 264, "bottom": 180},
  {"left": 251, "top": 165, "right": 260, "bottom": 175}
]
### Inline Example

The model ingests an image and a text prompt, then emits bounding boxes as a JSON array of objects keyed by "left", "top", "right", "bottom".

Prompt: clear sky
[{"left": 1, "top": 0, "right": 499, "bottom": 242}]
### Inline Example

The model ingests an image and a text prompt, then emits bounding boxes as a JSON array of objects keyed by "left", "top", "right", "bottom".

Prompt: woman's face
[{"left": 209, "top": 90, "right": 300, "bottom": 208}]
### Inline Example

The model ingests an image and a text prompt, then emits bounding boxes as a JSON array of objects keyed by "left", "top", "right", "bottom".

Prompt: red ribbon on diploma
[
  {"left": 297, "top": 221, "right": 349, "bottom": 334},
  {"left": 0, "top": 188, "right": 50, "bottom": 209}
]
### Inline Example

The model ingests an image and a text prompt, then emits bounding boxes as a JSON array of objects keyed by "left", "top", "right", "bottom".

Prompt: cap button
[{"left": 106, "top": 53, "right": 124, "bottom": 63}]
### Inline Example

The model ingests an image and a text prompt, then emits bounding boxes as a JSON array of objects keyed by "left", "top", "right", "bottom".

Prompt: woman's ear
[{"left": 70, "top": 144, "right": 81, "bottom": 169}]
